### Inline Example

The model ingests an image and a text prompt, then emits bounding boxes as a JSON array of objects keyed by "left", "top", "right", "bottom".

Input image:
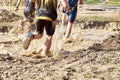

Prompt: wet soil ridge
[
  {"left": 89, "top": 33, "right": 120, "bottom": 51},
  {"left": 75, "top": 21, "right": 120, "bottom": 30},
  {"left": 0, "top": 9, "right": 22, "bottom": 32}
]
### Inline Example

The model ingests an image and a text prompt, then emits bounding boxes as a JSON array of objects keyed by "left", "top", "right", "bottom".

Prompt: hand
[
  {"left": 14, "top": 7, "right": 18, "bottom": 12},
  {"left": 64, "top": 3, "right": 70, "bottom": 14},
  {"left": 57, "top": 5, "right": 61, "bottom": 11},
  {"left": 78, "top": 0, "right": 83, "bottom": 5},
  {"left": 57, "top": 1, "right": 61, "bottom": 10}
]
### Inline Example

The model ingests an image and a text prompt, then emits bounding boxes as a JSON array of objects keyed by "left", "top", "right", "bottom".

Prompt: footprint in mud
[
  {"left": 60, "top": 50, "right": 71, "bottom": 58},
  {"left": 0, "top": 53, "right": 14, "bottom": 61}
]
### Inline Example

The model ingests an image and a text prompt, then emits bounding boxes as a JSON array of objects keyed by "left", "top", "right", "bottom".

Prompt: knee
[
  {"left": 39, "top": 33, "right": 43, "bottom": 38},
  {"left": 47, "top": 35, "right": 52, "bottom": 39},
  {"left": 35, "top": 33, "right": 43, "bottom": 39},
  {"left": 46, "top": 35, "right": 52, "bottom": 40},
  {"left": 62, "top": 16, "right": 66, "bottom": 20}
]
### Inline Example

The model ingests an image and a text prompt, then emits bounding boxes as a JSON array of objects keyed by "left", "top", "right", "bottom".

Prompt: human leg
[
  {"left": 23, "top": 11, "right": 35, "bottom": 32},
  {"left": 41, "top": 20, "right": 55, "bottom": 57},
  {"left": 23, "top": 19, "right": 44, "bottom": 50},
  {"left": 65, "top": 21, "right": 73, "bottom": 39},
  {"left": 23, "top": 32, "right": 34, "bottom": 50},
  {"left": 20, "top": 18, "right": 28, "bottom": 31},
  {"left": 27, "top": 21, "right": 35, "bottom": 32},
  {"left": 62, "top": 13, "right": 66, "bottom": 28},
  {"left": 64, "top": 12, "right": 77, "bottom": 39},
  {"left": 41, "top": 35, "right": 53, "bottom": 57},
  {"left": 32, "top": 20, "right": 55, "bottom": 58}
]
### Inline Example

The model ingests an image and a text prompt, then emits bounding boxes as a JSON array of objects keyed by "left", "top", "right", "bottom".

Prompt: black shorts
[
  {"left": 24, "top": 11, "right": 35, "bottom": 23},
  {"left": 35, "top": 19, "right": 55, "bottom": 36}
]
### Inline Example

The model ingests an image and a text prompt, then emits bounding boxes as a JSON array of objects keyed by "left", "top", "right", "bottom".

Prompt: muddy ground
[{"left": 0, "top": 7, "right": 120, "bottom": 80}]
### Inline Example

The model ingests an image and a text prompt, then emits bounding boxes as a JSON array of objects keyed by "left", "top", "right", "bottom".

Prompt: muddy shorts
[
  {"left": 24, "top": 11, "right": 35, "bottom": 23},
  {"left": 35, "top": 19, "right": 55, "bottom": 36},
  {"left": 68, "top": 10, "right": 77, "bottom": 23},
  {"left": 62, "top": 7, "right": 77, "bottom": 23}
]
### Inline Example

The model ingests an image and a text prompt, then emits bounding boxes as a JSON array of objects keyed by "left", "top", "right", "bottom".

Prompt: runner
[
  {"left": 59, "top": 0, "right": 83, "bottom": 39},
  {"left": 15, "top": 0, "right": 36, "bottom": 32},
  {"left": 23, "top": 0, "right": 69, "bottom": 58}
]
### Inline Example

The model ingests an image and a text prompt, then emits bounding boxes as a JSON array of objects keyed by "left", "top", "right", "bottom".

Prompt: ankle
[{"left": 41, "top": 51, "right": 46, "bottom": 57}]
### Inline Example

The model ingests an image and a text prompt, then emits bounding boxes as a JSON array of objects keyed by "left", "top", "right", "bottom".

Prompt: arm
[
  {"left": 57, "top": 0, "right": 62, "bottom": 9},
  {"left": 61, "top": 0, "right": 69, "bottom": 13},
  {"left": 15, "top": 0, "right": 21, "bottom": 12}
]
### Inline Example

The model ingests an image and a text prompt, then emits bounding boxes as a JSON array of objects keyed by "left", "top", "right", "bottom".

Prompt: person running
[
  {"left": 60, "top": 0, "right": 83, "bottom": 39},
  {"left": 57, "top": 0, "right": 69, "bottom": 30},
  {"left": 23, "top": 0, "right": 69, "bottom": 58},
  {"left": 15, "top": 0, "right": 36, "bottom": 32}
]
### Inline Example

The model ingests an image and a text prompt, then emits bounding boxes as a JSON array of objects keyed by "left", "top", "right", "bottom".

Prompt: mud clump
[
  {"left": 0, "top": 9, "right": 22, "bottom": 22},
  {"left": 89, "top": 33, "right": 120, "bottom": 50},
  {"left": 0, "top": 53, "right": 14, "bottom": 61},
  {"left": 77, "top": 21, "right": 120, "bottom": 31},
  {"left": 101, "top": 34, "right": 120, "bottom": 50},
  {"left": 0, "top": 9, "right": 22, "bottom": 33}
]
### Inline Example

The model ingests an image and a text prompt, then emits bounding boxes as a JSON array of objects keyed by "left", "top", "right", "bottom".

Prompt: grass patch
[
  {"left": 110, "top": 0, "right": 120, "bottom": 2},
  {"left": 84, "top": 72, "right": 96, "bottom": 78},
  {"left": 65, "top": 66, "right": 77, "bottom": 72},
  {"left": 85, "top": 0, "right": 120, "bottom": 6},
  {"left": 102, "top": 56, "right": 110, "bottom": 63},
  {"left": 76, "top": 16, "right": 120, "bottom": 22},
  {"left": 114, "top": 59, "right": 120, "bottom": 64},
  {"left": 85, "top": 0, "right": 101, "bottom": 4},
  {"left": 91, "top": 66, "right": 99, "bottom": 72}
]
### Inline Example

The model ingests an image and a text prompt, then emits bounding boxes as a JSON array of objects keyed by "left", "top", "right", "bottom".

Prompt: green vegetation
[
  {"left": 85, "top": 0, "right": 101, "bottom": 4},
  {"left": 102, "top": 56, "right": 110, "bottom": 63},
  {"left": 85, "top": 0, "right": 120, "bottom": 4},
  {"left": 108, "top": 0, "right": 120, "bottom": 6},
  {"left": 110, "top": 0, "right": 120, "bottom": 2},
  {"left": 90, "top": 66, "right": 99, "bottom": 72},
  {"left": 76, "top": 16, "right": 120, "bottom": 22},
  {"left": 83, "top": 72, "right": 96, "bottom": 78}
]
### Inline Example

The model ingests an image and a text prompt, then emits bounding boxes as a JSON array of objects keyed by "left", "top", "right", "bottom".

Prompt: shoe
[
  {"left": 20, "top": 20, "right": 24, "bottom": 27},
  {"left": 23, "top": 32, "right": 33, "bottom": 50},
  {"left": 20, "top": 20, "right": 24, "bottom": 31},
  {"left": 62, "top": 38, "right": 71, "bottom": 44},
  {"left": 22, "top": 50, "right": 33, "bottom": 57},
  {"left": 32, "top": 48, "right": 43, "bottom": 54},
  {"left": 46, "top": 51, "right": 52, "bottom": 57},
  {"left": 32, "top": 53, "right": 47, "bottom": 59},
  {"left": 32, "top": 54, "right": 45, "bottom": 59},
  {"left": 32, "top": 50, "right": 47, "bottom": 59}
]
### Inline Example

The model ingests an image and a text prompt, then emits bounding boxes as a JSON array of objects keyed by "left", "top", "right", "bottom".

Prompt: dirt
[
  {"left": 0, "top": 8, "right": 120, "bottom": 80},
  {"left": 0, "top": 27, "right": 119, "bottom": 80},
  {"left": 0, "top": 9, "right": 22, "bottom": 33}
]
